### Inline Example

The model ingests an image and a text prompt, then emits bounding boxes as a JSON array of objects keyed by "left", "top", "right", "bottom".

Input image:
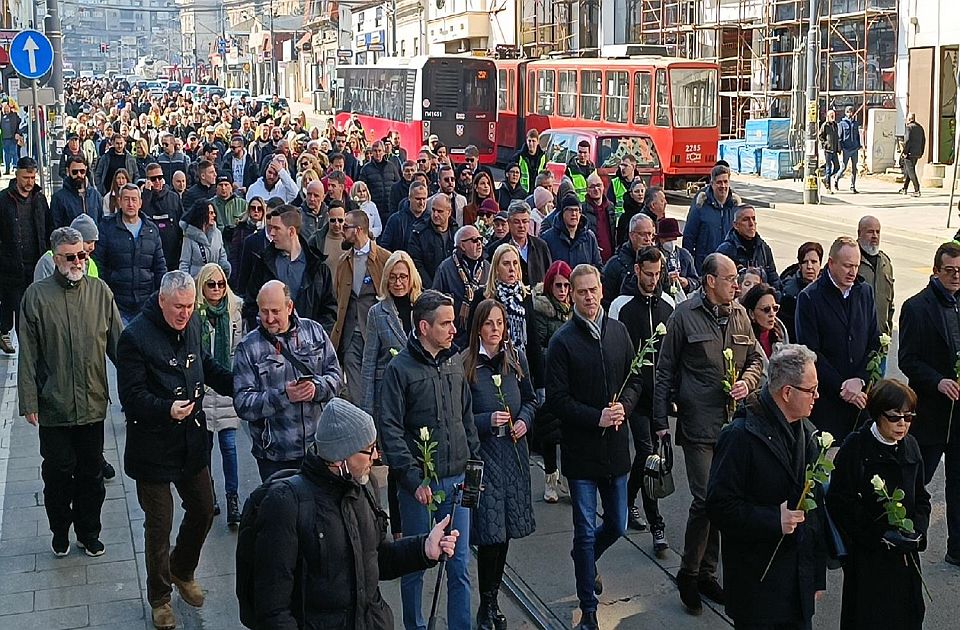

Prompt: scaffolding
[{"left": 620, "top": 0, "right": 898, "bottom": 139}]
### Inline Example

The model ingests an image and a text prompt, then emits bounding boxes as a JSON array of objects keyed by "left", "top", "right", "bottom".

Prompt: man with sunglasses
[
  {"left": 141, "top": 163, "right": 185, "bottom": 269},
  {"left": 654, "top": 252, "right": 764, "bottom": 615},
  {"left": 57, "top": 131, "right": 93, "bottom": 187},
  {"left": 900, "top": 241, "right": 960, "bottom": 566},
  {"left": 18, "top": 226, "right": 123, "bottom": 560},
  {"left": 50, "top": 155, "right": 103, "bottom": 229},
  {"left": 432, "top": 224, "right": 490, "bottom": 349},
  {"left": 715, "top": 205, "right": 782, "bottom": 292}
]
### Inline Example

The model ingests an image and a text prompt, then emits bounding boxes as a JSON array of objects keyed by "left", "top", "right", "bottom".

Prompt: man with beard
[
  {"left": 246, "top": 154, "right": 298, "bottom": 204},
  {"left": 18, "top": 227, "right": 123, "bottom": 558},
  {"left": 432, "top": 224, "right": 490, "bottom": 349},
  {"left": 330, "top": 210, "right": 391, "bottom": 403},
  {"left": 857, "top": 215, "right": 895, "bottom": 339},
  {"left": 141, "top": 163, "right": 185, "bottom": 268},
  {"left": 221, "top": 135, "right": 258, "bottom": 195},
  {"left": 50, "top": 156, "right": 103, "bottom": 229}
]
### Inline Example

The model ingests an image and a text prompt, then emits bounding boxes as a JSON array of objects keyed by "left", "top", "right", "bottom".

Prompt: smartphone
[
  {"left": 296, "top": 375, "right": 314, "bottom": 384},
  {"left": 460, "top": 459, "right": 484, "bottom": 509}
]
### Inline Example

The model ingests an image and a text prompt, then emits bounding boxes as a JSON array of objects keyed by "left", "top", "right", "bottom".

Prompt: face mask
[{"left": 661, "top": 240, "right": 676, "bottom": 253}]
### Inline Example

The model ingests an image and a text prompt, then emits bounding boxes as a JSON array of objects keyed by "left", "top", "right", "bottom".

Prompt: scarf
[
  {"left": 201, "top": 299, "right": 232, "bottom": 369},
  {"left": 495, "top": 281, "right": 528, "bottom": 349},
  {"left": 700, "top": 289, "right": 731, "bottom": 326},
  {"left": 453, "top": 251, "right": 485, "bottom": 303},
  {"left": 573, "top": 304, "right": 605, "bottom": 341}
]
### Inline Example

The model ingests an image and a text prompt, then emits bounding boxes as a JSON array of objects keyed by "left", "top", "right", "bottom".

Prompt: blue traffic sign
[{"left": 9, "top": 30, "right": 54, "bottom": 80}]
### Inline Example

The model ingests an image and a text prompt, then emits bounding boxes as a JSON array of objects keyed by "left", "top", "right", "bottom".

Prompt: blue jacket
[
  {"left": 93, "top": 212, "right": 167, "bottom": 315},
  {"left": 715, "top": 229, "right": 782, "bottom": 291},
  {"left": 541, "top": 224, "right": 602, "bottom": 269},
  {"left": 232, "top": 316, "right": 342, "bottom": 463},
  {"left": 682, "top": 187, "right": 741, "bottom": 272},
  {"left": 795, "top": 271, "right": 879, "bottom": 440},
  {"left": 379, "top": 202, "right": 429, "bottom": 253},
  {"left": 50, "top": 184, "right": 103, "bottom": 229},
  {"left": 838, "top": 117, "right": 862, "bottom": 152}
]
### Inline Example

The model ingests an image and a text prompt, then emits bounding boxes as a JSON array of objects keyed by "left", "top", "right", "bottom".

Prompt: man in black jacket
[
  {"left": 389, "top": 160, "right": 415, "bottom": 216},
  {"left": 141, "top": 163, "right": 184, "bottom": 269},
  {"left": 378, "top": 290, "right": 481, "bottom": 630},
  {"left": 485, "top": 201, "right": 552, "bottom": 285},
  {"left": 359, "top": 141, "right": 400, "bottom": 226},
  {"left": 220, "top": 134, "right": 258, "bottom": 195},
  {"left": 601, "top": 213, "right": 655, "bottom": 309},
  {"left": 609, "top": 246, "right": 674, "bottom": 549},
  {"left": 409, "top": 194, "right": 457, "bottom": 288},
  {"left": 901, "top": 112, "right": 926, "bottom": 197},
  {"left": 181, "top": 159, "right": 217, "bottom": 214},
  {"left": 899, "top": 241, "right": 960, "bottom": 565},
  {"left": 545, "top": 264, "right": 641, "bottom": 630},
  {"left": 380, "top": 179, "right": 430, "bottom": 253},
  {"left": 0, "top": 157, "right": 50, "bottom": 353},
  {"left": 706, "top": 344, "right": 827, "bottom": 629},
  {"left": 253, "top": 398, "right": 459, "bottom": 629},
  {"left": 244, "top": 206, "right": 337, "bottom": 333},
  {"left": 715, "top": 205, "right": 781, "bottom": 291},
  {"left": 117, "top": 271, "right": 233, "bottom": 630},
  {"left": 818, "top": 109, "right": 840, "bottom": 193}
]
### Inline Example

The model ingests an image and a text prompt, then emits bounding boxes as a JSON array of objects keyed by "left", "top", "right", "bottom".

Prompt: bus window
[
  {"left": 463, "top": 66, "right": 496, "bottom": 113},
  {"left": 604, "top": 71, "right": 629, "bottom": 124},
  {"left": 527, "top": 71, "right": 536, "bottom": 115},
  {"left": 536, "top": 70, "right": 556, "bottom": 116},
  {"left": 671, "top": 67, "right": 718, "bottom": 128},
  {"left": 633, "top": 72, "right": 652, "bottom": 125},
  {"left": 580, "top": 70, "right": 601, "bottom": 121},
  {"left": 655, "top": 69, "right": 670, "bottom": 127},
  {"left": 558, "top": 70, "right": 577, "bottom": 118},
  {"left": 498, "top": 69, "right": 509, "bottom": 112}
]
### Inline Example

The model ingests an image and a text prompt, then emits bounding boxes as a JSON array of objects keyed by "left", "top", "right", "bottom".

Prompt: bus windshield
[
  {"left": 423, "top": 60, "right": 496, "bottom": 115},
  {"left": 670, "top": 68, "right": 718, "bottom": 128}
]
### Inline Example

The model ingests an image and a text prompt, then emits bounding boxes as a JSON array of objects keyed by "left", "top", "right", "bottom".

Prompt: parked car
[
  {"left": 227, "top": 88, "right": 250, "bottom": 105},
  {"left": 166, "top": 81, "right": 183, "bottom": 94},
  {"left": 538, "top": 127, "right": 665, "bottom": 190},
  {"left": 254, "top": 95, "right": 290, "bottom": 112}
]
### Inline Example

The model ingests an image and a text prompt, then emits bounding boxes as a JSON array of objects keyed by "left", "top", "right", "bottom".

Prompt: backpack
[{"left": 236, "top": 469, "right": 315, "bottom": 629}]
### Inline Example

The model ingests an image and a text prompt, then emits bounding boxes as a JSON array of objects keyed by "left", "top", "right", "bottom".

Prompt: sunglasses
[
  {"left": 757, "top": 304, "right": 780, "bottom": 314},
  {"left": 417, "top": 159, "right": 427, "bottom": 163},
  {"left": 462, "top": 236, "right": 483, "bottom": 244},
  {"left": 882, "top": 411, "right": 916, "bottom": 423},
  {"left": 70, "top": 169, "right": 87, "bottom": 175},
  {"left": 205, "top": 280, "right": 226, "bottom": 289},
  {"left": 57, "top": 251, "right": 88, "bottom": 262},
  {"left": 148, "top": 174, "right": 164, "bottom": 182},
  {"left": 328, "top": 217, "right": 345, "bottom": 223}
]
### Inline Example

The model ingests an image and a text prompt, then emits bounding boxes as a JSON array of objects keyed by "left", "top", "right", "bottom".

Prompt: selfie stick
[{"left": 426, "top": 483, "right": 463, "bottom": 630}]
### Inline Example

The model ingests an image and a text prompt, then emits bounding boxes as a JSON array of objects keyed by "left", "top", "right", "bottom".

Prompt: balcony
[{"left": 427, "top": 10, "right": 490, "bottom": 45}]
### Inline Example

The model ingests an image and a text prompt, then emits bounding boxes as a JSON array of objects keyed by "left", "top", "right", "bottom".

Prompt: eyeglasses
[
  {"left": 148, "top": 174, "right": 164, "bottom": 182},
  {"left": 461, "top": 236, "right": 483, "bottom": 244},
  {"left": 389, "top": 273, "right": 410, "bottom": 283},
  {"left": 710, "top": 273, "right": 739, "bottom": 284},
  {"left": 882, "top": 411, "right": 916, "bottom": 423},
  {"left": 358, "top": 444, "right": 378, "bottom": 459},
  {"left": 940, "top": 266, "right": 960, "bottom": 277},
  {"left": 70, "top": 169, "right": 87, "bottom": 175},
  {"left": 417, "top": 158, "right": 427, "bottom": 163},
  {"left": 56, "top": 250, "right": 88, "bottom": 262},
  {"left": 588, "top": 183, "right": 603, "bottom": 189},
  {"left": 343, "top": 224, "right": 357, "bottom": 230},
  {"left": 205, "top": 280, "right": 226, "bottom": 289},
  {"left": 790, "top": 383, "right": 819, "bottom": 396},
  {"left": 757, "top": 304, "right": 780, "bottom": 314},
  {"left": 553, "top": 281, "right": 571, "bottom": 291}
]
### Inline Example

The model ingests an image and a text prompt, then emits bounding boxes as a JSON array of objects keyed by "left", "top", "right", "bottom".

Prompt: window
[
  {"left": 508, "top": 70, "right": 516, "bottom": 111},
  {"left": 633, "top": 72, "right": 651, "bottom": 124},
  {"left": 558, "top": 70, "right": 577, "bottom": 117},
  {"left": 604, "top": 71, "right": 629, "bottom": 123},
  {"left": 536, "top": 69, "right": 556, "bottom": 115},
  {"left": 596, "top": 135, "right": 661, "bottom": 170},
  {"left": 580, "top": 70, "right": 601, "bottom": 121},
  {"left": 546, "top": 133, "right": 574, "bottom": 165},
  {"left": 670, "top": 67, "right": 717, "bottom": 128},
  {"left": 655, "top": 69, "right": 669, "bottom": 126},
  {"left": 498, "top": 69, "right": 509, "bottom": 111},
  {"left": 527, "top": 71, "right": 536, "bottom": 114}
]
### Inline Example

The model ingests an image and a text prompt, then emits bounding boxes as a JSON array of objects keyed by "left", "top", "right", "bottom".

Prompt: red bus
[
  {"left": 336, "top": 56, "right": 498, "bottom": 164},
  {"left": 495, "top": 55, "right": 719, "bottom": 189}
]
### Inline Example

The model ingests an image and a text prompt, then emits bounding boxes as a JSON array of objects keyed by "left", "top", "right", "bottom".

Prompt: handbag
[{"left": 643, "top": 433, "right": 675, "bottom": 500}]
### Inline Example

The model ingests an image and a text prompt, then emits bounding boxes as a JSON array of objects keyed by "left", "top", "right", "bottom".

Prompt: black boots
[
  {"left": 226, "top": 493, "right": 241, "bottom": 527},
  {"left": 476, "top": 590, "right": 507, "bottom": 630},
  {"left": 576, "top": 610, "right": 599, "bottom": 630}
]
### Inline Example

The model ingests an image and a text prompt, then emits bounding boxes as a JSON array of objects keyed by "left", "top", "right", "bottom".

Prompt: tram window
[
  {"left": 580, "top": 70, "right": 601, "bottom": 121},
  {"left": 499, "top": 69, "right": 509, "bottom": 112},
  {"left": 604, "top": 71, "right": 629, "bottom": 124},
  {"left": 633, "top": 72, "right": 652, "bottom": 125},
  {"left": 655, "top": 69, "right": 670, "bottom": 127},
  {"left": 536, "top": 70, "right": 556, "bottom": 116},
  {"left": 527, "top": 71, "right": 536, "bottom": 114},
  {"left": 509, "top": 70, "right": 516, "bottom": 111},
  {"left": 558, "top": 70, "right": 577, "bottom": 118}
]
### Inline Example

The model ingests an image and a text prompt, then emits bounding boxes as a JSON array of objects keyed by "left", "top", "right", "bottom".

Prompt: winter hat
[
  {"left": 561, "top": 192, "right": 582, "bottom": 211},
  {"left": 478, "top": 198, "right": 499, "bottom": 216},
  {"left": 70, "top": 214, "right": 99, "bottom": 242},
  {"left": 532, "top": 187, "right": 553, "bottom": 211},
  {"left": 543, "top": 260, "right": 572, "bottom": 291},
  {"left": 313, "top": 398, "right": 377, "bottom": 462}
]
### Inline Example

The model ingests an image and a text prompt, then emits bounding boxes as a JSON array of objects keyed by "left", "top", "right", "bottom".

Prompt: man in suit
[
  {"left": 795, "top": 236, "right": 880, "bottom": 440},
  {"left": 899, "top": 240, "right": 960, "bottom": 566},
  {"left": 484, "top": 201, "right": 552, "bottom": 286}
]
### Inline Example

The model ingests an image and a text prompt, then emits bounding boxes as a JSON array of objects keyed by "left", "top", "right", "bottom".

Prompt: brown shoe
[
  {"left": 151, "top": 603, "right": 176, "bottom": 630},
  {"left": 171, "top": 575, "right": 205, "bottom": 607}
]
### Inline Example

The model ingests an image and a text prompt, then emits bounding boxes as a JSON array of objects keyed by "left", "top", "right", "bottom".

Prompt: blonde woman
[
  {"left": 351, "top": 180, "right": 383, "bottom": 238},
  {"left": 103, "top": 168, "right": 130, "bottom": 217},
  {"left": 194, "top": 263, "right": 244, "bottom": 526},
  {"left": 360, "top": 250, "right": 423, "bottom": 539}
]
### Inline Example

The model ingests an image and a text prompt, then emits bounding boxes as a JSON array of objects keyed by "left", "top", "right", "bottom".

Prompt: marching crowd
[{"left": 2, "top": 76, "right": 956, "bottom": 630}]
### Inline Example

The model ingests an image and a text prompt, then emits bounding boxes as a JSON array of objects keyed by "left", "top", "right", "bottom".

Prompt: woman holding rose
[{"left": 463, "top": 298, "right": 538, "bottom": 630}]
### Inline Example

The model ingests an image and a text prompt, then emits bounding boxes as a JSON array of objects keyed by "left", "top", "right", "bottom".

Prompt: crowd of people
[{"left": 4, "top": 75, "right": 956, "bottom": 630}]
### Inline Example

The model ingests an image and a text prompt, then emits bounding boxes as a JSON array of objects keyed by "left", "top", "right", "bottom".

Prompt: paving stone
[
  {"left": 0, "top": 590, "right": 34, "bottom": 615},
  {"left": 0, "top": 565, "right": 86, "bottom": 595},
  {"left": 0, "top": 553, "right": 36, "bottom": 574},
  {"left": 34, "top": 580, "right": 140, "bottom": 611},
  {"left": 1, "top": 519, "right": 39, "bottom": 540},
  {"left": 1, "top": 504, "right": 47, "bottom": 525},
  {"left": 4, "top": 465, "right": 39, "bottom": 482},
  {"left": 2, "top": 490, "right": 41, "bottom": 508},
  {"left": 87, "top": 597, "right": 145, "bottom": 626},
  {"left": 0, "top": 605, "right": 89, "bottom": 629},
  {"left": 86, "top": 559, "right": 138, "bottom": 585}
]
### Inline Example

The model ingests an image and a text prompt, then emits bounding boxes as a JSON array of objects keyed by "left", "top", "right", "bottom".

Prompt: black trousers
[
  {"left": 39, "top": 422, "right": 106, "bottom": 540},
  {"left": 1, "top": 281, "right": 25, "bottom": 335},
  {"left": 477, "top": 540, "right": 510, "bottom": 593},
  {"left": 902, "top": 156, "right": 920, "bottom": 193},
  {"left": 626, "top": 413, "right": 663, "bottom": 526}
]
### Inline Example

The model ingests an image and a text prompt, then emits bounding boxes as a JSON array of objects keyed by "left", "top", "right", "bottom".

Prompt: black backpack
[{"left": 235, "top": 469, "right": 315, "bottom": 629}]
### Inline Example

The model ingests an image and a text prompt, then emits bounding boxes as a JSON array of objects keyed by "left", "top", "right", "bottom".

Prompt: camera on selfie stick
[{"left": 426, "top": 459, "right": 484, "bottom": 630}]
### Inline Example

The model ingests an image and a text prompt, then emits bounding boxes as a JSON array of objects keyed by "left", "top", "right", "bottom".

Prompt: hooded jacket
[
  {"left": 141, "top": 185, "right": 185, "bottom": 269},
  {"left": 94, "top": 212, "right": 167, "bottom": 315},
  {"left": 233, "top": 315, "right": 342, "bottom": 463},
  {"left": 682, "top": 186, "right": 741, "bottom": 271},
  {"left": 359, "top": 158, "right": 400, "bottom": 225},
  {"left": 50, "top": 179, "right": 103, "bottom": 229},
  {"left": 0, "top": 179, "right": 50, "bottom": 287},
  {"left": 117, "top": 293, "right": 234, "bottom": 482},
  {"left": 179, "top": 223, "right": 231, "bottom": 278},
  {"left": 541, "top": 223, "right": 602, "bottom": 270}
]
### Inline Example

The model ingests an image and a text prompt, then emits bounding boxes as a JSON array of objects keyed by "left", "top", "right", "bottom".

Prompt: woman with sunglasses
[
  {"left": 102, "top": 168, "right": 130, "bottom": 218},
  {"left": 179, "top": 199, "right": 231, "bottom": 278},
  {"left": 463, "top": 298, "right": 538, "bottom": 629},
  {"left": 740, "top": 283, "right": 788, "bottom": 358},
  {"left": 194, "top": 263, "right": 244, "bottom": 526},
  {"left": 227, "top": 197, "right": 266, "bottom": 290},
  {"left": 827, "top": 379, "right": 930, "bottom": 630}
]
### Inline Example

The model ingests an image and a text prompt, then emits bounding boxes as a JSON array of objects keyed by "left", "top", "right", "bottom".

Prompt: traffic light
[{"left": 100, "top": 42, "right": 110, "bottom": 54}]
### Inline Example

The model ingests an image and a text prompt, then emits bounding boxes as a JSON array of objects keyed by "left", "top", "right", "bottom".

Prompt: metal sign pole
[{"left": 31, "top": 80, "right": 43, "bottom": 190}]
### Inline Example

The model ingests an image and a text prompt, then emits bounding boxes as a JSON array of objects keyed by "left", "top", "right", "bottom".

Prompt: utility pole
[
  {"left": 47, "top": 0, "right": 65, "bottom": 191},
  {"left": 270, "top": 0, "right": 278, "bottom": 95},
  {"left": 390, "top": 0, "right": 397, "bottom": 57},
  {"left": 802, "top": 0, "right": 820, "bottom": 205}
]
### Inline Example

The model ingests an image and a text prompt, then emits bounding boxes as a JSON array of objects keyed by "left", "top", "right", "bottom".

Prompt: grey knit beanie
[
  {"left": 313, "top": 398, "right": 377, "bottom": 462},
  {"left": 70, "top": 214, "right": 99, "bottom": 242}
]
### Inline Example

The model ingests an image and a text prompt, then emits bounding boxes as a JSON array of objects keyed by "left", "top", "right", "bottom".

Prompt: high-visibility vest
[
  {"left": 518, "top": 153, "right": 546, "bottom": 192},
  {"left": 567, "top": 161, "right": 597, "bottom": 202},
  {"left": 611, "top": 177, "right": 628, "bottom": 219}
]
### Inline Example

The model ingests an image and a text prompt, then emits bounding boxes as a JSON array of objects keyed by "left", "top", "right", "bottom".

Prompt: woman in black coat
[
  {"left": 464, "top": 298, "right": 538, "bottom": 630},
  {"left": 826, "top": 379, "right": 931, "bottom": 630},
  {"left": 779, "top": 241, "right": 822, "bottom": 341}
]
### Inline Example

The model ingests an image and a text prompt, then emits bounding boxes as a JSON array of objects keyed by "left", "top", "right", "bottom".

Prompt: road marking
[{"left": 0, "top": 361, "right": 18, "bottom": 542}]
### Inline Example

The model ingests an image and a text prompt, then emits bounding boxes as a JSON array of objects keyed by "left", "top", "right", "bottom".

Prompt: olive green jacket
[
  {"left": 18, "top": 272, "right": 122, "bottom": 427},
  {"left": 858, "top": 248, "right": 895, "bottom": 336}
]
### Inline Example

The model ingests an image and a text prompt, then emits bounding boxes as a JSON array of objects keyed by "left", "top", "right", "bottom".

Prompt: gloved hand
[{"left": 881, "top": 529, "right": 921, "bottom": 552}]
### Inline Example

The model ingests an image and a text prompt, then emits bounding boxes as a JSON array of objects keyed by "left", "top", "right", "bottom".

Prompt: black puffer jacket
[
  {"left": 254, "top": 451, "right": 433, "bottom": 629},
  {"left": 141, "top": 185, "right": 184, "bottom": 269},
  {"left": 601, "top": 242, "right": 636, "bottom": 309},
  {"left": 0, "top": 180, "right": 49, "bottom": 287},
  {"left": 94, "top": 213, "right": 167, "bottom": 315},
  {"left": 117, "top": 294, "right": 233, "bottom": 482},
  {"left": 359, "top": 158, "right": 400, "bottom": 225},
  {"left": 409, "top": 220, "right": 457, "bottom": 288}
]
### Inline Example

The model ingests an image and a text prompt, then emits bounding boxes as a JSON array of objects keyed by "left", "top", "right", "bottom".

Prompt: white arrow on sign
[{"left": 23, "top": 36, "right": 39, "bottom": 74}]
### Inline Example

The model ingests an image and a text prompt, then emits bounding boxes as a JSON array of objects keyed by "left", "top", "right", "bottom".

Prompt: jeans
[
  {"left": 823, "top": 151, "right": 840, "bottom": 185},
  {"left": 680, "top": 443, "right": 720, "bottom": 579},
  {"left": 38, "top": 423, "right": 106, "bottom": 541},
  {"left": 838, "top": 149, "right": 859, "bottom": 188},
  {"left": 626, "top": 414, "right": 663, "bottom": 526},
  {"left": 568, "top": 474, "right": 628, "bottom": 613},
  {"left": 208, "top": 429, "right": 238, "bottom": 495},
  {"left": 2, "top": 138, "right": 17, "bottom": 172},
  {"left": 902, "top": 156, "right": 921, "bottom": 193},
  {"left": 397, "top": 473, "right": 471, "bottom": 630},
  {"left": 256, "top": 457, "right": 303, "bottom": 483},
  {"left": 921, "top": 439, "right": 960, "bottom": 557},
  {"left": 136, "top": 467, "right": 214, "bottom": 607}
]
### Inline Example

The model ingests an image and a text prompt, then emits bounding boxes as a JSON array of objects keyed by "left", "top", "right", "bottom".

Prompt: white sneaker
[
  {"left": 544, "top": 471, "right": 559, "bottom": 503},
  {"left": 558, "top": 474, "right": 570, "bottom": 497}
]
